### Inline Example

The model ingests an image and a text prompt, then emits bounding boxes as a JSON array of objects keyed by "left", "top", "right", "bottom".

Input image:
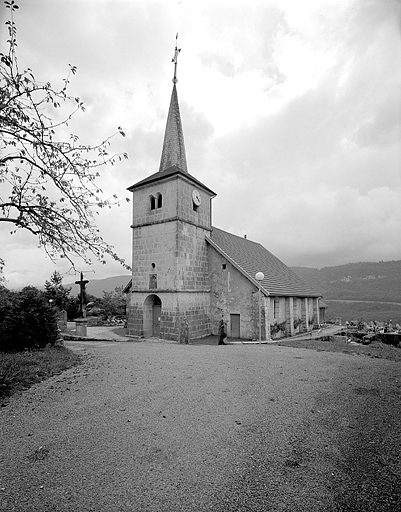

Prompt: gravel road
[{"left": 1, "top": 340, "right": 400, "bottom": 511}]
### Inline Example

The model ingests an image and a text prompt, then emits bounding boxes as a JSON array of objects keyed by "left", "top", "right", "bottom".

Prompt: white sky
[{"left": 1, "top": 0, "right": 400, "bottom": 289}]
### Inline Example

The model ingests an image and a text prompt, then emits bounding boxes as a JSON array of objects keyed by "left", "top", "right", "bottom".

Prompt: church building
[{"left": 125, "top": 47, "right": 321, "bottom": 342}]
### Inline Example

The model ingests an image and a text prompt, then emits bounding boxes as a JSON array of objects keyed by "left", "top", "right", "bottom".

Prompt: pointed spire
[{"left": 158, "top": 36, "right": 188, "bottom": 173}]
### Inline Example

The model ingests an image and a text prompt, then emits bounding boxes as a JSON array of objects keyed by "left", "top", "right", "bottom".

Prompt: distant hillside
[
  {"left": 64, "top": 275, "right": 131, "bottom": 298},
  {"left": 292, "top": 260, "right": 401, "bottom": 303},
  {"left": 292, "top": 261, "right": 401, "bottom": 324}
]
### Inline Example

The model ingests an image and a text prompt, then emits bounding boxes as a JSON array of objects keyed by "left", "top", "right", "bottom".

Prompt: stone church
[{"left": 125, "top": 69, "right": 322, "bottom": 342}]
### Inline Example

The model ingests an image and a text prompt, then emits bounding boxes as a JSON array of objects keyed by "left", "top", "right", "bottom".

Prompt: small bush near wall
[
  {"left": 377, "top": 333, "right": 401, "bottom": 348},
  {"left": 293, "top": 318, "right": 304, "bottom": 331},
  {"left": 0, "top": 287, "right": 59, "bottom": 352},
  {"left": 270, "top": 321, "right": 287, "bottom": 338}
]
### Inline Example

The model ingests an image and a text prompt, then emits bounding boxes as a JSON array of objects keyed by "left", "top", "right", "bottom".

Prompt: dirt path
[{"left": 1, "top": 341, "right": 400, "bottom": 511}]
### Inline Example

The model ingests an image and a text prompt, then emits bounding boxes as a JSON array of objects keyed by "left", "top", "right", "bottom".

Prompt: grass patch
[
  {"left": 276, "top": 338, "right": 401, "bottom": 362},
  {"left": 0, "top": 346, "right": 81, "bottom": 403}
]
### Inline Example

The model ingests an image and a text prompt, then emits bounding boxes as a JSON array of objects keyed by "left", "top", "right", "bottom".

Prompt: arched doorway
[{"left": 143, "top": 295, "right": 162, "bottom": 337}]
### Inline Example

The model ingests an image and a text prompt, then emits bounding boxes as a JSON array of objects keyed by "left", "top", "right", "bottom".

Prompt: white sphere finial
[{"left": 255, "top": 272, "right": 264, "bottom": 281}]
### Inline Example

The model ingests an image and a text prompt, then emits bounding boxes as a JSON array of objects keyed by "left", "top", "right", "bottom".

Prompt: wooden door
[
  {"left": 152, "top": 305, "right": 161, "bottom": 337},
  {"left": 230, "top": 314, "right": 240, "bottom": 338}
]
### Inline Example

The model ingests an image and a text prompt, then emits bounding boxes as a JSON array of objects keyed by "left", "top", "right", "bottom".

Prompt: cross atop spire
[
  {"left": 158, "top": 35, "right": 188, "bottom": 173},
  {"left": 172, "top": 33, "right": 181, "bottom": 84}
]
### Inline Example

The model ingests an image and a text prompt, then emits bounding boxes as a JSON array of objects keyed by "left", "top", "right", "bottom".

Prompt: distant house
[
  {"left": 124, "top": 80, "right": 322, "bottom": 342},
  {"left": 319, "top": 300, "right": 328, "bottom": 324}
]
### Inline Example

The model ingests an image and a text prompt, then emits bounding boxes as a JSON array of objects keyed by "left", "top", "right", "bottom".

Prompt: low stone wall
[{"left": 332, "top": 335, "right": 348, "bottom": 343}]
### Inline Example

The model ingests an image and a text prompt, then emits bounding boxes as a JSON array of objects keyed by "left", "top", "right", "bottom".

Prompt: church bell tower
[{"left": 126, "top": 37, "right": 216, "bottom": 341}]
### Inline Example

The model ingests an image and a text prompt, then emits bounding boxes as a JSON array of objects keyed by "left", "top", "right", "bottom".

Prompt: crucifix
[
  {"left": 75, "top": 271, "right": 89, "bottom": 318},
  {"left": 172, "top": 32, "right": 181, "bottom": 84}
]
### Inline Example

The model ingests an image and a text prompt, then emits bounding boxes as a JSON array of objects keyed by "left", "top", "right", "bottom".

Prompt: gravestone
[{"left": 57, "top": 309, "right": 68, "bottom": 332}]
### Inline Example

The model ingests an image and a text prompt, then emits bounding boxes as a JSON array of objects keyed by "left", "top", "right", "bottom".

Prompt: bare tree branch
[{"left": 0, "top": 1, "right": 131, "bottom": 274}]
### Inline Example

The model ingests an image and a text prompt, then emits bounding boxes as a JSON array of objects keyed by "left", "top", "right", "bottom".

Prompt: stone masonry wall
[
  {"left": 126, "top": 298, "right": 144, "bottom": 337},
  {"left": 131, "top": 222, "right": 177, "bottom": 291},
  {"left": 175, "top": 222, "right": 210, "bottom": 291},
  {"left": 208, "top": 246, "right": 257, "bottom": 339},
  {"left": 131, "top": 175, "right": 212, "bottom": 230},
  {"left": 127, "top": 173, "right": 214, "bottom": 340},
  {"left": 127, "top": 291, "right": 210, "bottom": 341},
  {"left": 131, "top": 221, "right": 210, "bottom": 293}
]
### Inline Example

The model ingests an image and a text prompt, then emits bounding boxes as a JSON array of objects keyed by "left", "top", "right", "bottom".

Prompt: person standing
[{"left": 218, "top": 318, "right": 226, "bottom": 345}]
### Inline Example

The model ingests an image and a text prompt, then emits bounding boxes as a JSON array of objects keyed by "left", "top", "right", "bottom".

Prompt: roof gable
[{"left": 207, "top": 227, "right": 320, "bottom": 297}]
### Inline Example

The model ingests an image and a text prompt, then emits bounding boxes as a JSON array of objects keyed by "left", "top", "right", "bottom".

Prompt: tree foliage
[
  {"left": 0, "top": 257, "right": 5, "bottom": 286},
  {"left": 0, "top": 0, "right": 130, "bottom": 271},
  {"left": 100, "top": 286, "right": 126, "bottom": 318},
  {"left": 0, "top": 286, "right": 59, "bottom": 352},
  {"left": 44, "top": 270, "right": 71, "bottom": 310}
]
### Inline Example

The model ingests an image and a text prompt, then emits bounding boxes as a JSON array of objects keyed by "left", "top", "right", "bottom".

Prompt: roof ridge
[{"left": 211, "top": 226, "right": 263, "bottom": 247}]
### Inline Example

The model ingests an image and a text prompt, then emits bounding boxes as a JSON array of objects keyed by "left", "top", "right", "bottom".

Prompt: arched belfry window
[{"left": 149, "top": 192, "right": 163, "bottom": 211}]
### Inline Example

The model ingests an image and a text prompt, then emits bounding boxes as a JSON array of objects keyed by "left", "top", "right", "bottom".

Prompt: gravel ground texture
[{"left": 1, "top": 339, "right": 400, "bottom": 511}]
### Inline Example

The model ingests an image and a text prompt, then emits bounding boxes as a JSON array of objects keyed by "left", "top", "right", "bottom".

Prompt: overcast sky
[{"left": 1, "top": 0, "right": 400, "bottom": 289}]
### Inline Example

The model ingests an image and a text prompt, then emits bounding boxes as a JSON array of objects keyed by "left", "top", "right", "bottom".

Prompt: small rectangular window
[
  {"left": 149, "top": 274, "right": 157, "bottom": 289},
  {"left": 274, "top": 298, "right": 279, "bottom": 318}
]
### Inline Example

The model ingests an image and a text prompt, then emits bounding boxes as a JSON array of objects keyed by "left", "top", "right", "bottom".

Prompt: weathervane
[{"left": 172, "top": 33, "right": 181, "bottom": 84}]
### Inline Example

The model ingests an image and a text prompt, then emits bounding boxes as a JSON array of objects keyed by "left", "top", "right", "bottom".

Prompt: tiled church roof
[
  {"left": 159, "top": 84, "right": 188, "bottom": 173},
  {"left": 207, "top": 227, "right": 320, "bottom": 298}
]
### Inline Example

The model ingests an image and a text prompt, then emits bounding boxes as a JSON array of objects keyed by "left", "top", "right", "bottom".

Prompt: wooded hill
[
  {"left": 292, "top": 261, "right": 401, "bottom": 324},
  {"left": 292, "top": 260, "right": 401, "bottom": 303},
  {"left": 65, "top": 275, "right": 131, "bottom": 298}
]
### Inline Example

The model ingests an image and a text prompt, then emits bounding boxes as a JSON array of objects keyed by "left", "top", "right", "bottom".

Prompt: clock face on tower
[{"left": 192, "top": 189, "right": 201, "bottom": 206}]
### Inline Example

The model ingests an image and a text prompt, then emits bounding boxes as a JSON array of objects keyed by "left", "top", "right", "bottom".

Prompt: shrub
[
  {"left": 0, "top": 286, "right": 59, "bottom": 352},
  {"left": 270, "top": 320, "right": 287, "bottom": 337},
  {"left": 0, "top": 353, "right": 22, "bottom": 398},
  {"left": 377, "top": 333, "right": 401, "bottom": 348},
  {"left": 293, "top": 318, "right": 304, "bottom": 330}
]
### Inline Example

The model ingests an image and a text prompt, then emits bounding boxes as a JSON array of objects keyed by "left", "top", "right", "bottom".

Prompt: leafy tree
[
  {"left": 65, "top": 290, "right": 98, "bottom": 320},
  {"left": 100, "top": 286, "right": 126, "bottom": 319},
  {"left": 0, "top": 286, "right": 59, "bottom": 352},
  {"left": 44, "top": 271, "right": 71, "bottom": 310},
  {"left": 65, "top": 296, "right": 80, "bottom": 321},
  {"left": 0, "top": 1, "right": 130, "bottom": 271},
  {"left": 0, "top": 257, "right": 5, "bottom": 286}
]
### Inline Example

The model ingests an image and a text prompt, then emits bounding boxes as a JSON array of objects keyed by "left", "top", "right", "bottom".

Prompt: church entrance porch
[{"left": 144, "top": 295, "right": 162, "bottom": 338}]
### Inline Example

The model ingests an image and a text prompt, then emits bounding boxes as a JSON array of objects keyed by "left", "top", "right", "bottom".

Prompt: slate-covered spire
[
  {"left": 158, "top": 84, "right": 188, "bottom": 173},
  {"left": 158, "top": 35, "right": 188, "bottom": 173}
]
